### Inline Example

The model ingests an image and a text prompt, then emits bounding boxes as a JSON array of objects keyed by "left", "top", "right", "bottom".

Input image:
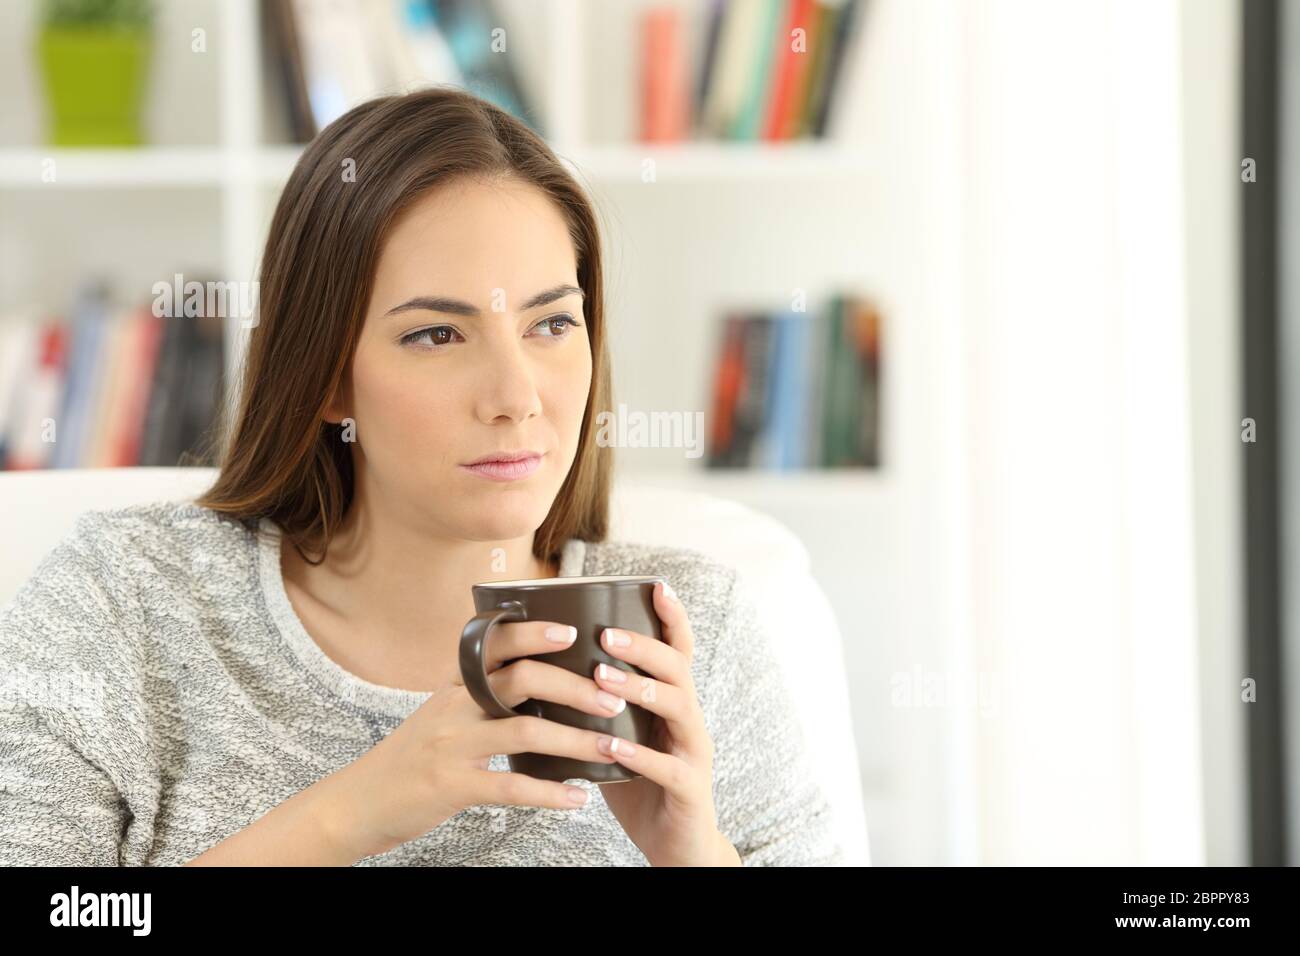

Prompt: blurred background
[{"left": 0, "top": 0, "right": 1294, "bottom": 865}]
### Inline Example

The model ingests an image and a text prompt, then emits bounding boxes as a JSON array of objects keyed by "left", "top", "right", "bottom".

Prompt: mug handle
[{"left": 458, "top": 600, "right": 528, "bottom": 719}]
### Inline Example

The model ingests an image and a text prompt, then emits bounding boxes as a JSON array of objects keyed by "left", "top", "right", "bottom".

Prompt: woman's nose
[{"left": 472, "top": 337, "right": 544, "bottom": 423}]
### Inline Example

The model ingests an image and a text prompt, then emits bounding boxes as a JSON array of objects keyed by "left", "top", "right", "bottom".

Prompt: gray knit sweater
[{"left": 0, "top": 501, "right": 842, "bottom": 866}]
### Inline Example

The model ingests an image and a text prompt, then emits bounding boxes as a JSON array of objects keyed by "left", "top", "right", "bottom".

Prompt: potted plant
[{"left": 37, "top": 0, "right": 155, "bottom": 146}]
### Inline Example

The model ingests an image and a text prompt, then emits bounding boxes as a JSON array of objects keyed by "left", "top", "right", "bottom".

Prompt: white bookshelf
[{"left": 0, "top": 0, "right": 880, "bottom": 408}]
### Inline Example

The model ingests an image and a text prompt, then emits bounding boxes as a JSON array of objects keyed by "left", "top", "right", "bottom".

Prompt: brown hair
[{"left": 193, "top": 87, "right": 612, "bottom": 566}]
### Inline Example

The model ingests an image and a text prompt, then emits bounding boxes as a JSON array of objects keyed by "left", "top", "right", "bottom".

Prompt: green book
[{"left": 731, "top": 0, "right": 785, "bottom": 140}]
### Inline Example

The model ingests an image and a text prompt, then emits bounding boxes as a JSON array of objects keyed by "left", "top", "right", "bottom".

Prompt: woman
[{"left": 0, "top": 88, "right": 842, "bottom": 867}]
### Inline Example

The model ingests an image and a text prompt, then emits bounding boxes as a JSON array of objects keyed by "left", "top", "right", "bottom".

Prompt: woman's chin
[{"left": 461, "top": 506, "right": 549, "bottom": 542}]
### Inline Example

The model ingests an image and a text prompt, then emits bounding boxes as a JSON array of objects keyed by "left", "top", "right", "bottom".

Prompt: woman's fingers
[
  {"left": 593, "top": 659, "right": 703, "bottom": 747},
  {"left": 466, "top": 713, "right": 617, "bottom": 766},
  {"left": 482, "top": 620, "right": 578, "bottom": 670},
  {"left": 598, "top": 625, "right": 690, "bottom": 687},
  {"left": 596, "top": 734, "right": 696, "bottom": 799},
  {"left": 473, "top": 769, "right": 594, "bottom": 809},
  {"left": 592, "top": 581, "right": 707, "bottom": 748},
  {"left": 651, "top": 579, "right": 695, "bottom": 660},
  {"left": 489, "top": 656, "right": 632, "bottom": 719}
]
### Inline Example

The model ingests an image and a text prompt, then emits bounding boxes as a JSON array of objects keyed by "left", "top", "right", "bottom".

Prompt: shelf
[
  {"left": 250, "top": 141, "right": 873, "bottom": 187},
  {"left": 0, "top": 148, "right": 228, "bottom": 188},
  {"left": 557, "top": 142, "right": 874, "bottom": 182}
]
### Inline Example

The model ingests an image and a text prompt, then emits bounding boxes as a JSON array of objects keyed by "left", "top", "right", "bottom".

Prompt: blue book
[
  {"left": 51, "top": 285, "right": 108, "bottom": 469},
  {"left": 765, "top": 309, "right": 813, "bottom": 469}
]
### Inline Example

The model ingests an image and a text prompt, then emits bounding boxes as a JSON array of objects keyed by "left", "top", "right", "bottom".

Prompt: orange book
[{"left": 640, "top": 6, "right": 690, "bottom": 142}]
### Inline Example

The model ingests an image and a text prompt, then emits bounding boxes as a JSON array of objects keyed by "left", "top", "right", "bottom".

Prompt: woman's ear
[
  {"left": 322, "top": 369, "right": 353, "bottom": 425},
  {"left": 322, "top": 395, "right": 347, "bottom": 425}
]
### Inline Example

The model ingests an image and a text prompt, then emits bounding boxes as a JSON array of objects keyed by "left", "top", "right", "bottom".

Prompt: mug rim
[{"left": 472, "top": 574, "right": 666, "bottom": 590}]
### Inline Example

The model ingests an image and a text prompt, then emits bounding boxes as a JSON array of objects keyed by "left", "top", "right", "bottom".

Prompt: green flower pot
[{"left": 38, "top": 26, "right": 152, "bottom": 146}]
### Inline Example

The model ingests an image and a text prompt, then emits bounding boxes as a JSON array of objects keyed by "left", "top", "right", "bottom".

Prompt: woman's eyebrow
[{"left": 384, "top": 284, "right": 584, "bottom": 318}]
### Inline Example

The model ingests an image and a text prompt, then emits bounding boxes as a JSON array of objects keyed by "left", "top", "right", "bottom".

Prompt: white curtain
[{"left": 921, "top": 0, "right": 1206, "bottom": 864}]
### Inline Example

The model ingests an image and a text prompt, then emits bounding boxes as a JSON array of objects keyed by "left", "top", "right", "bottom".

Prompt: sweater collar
[{"left": 256, "top": 520, "right": 588, "bottom": 719}]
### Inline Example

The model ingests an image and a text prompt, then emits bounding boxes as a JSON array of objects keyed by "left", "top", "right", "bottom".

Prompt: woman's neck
[{"left": 280, "top": 499, "right": 558, "bottom": 683}]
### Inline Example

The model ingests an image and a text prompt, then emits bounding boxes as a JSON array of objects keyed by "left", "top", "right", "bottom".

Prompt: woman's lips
[{"left": 459, "top": 454, "right": 543, "bottom": 481}]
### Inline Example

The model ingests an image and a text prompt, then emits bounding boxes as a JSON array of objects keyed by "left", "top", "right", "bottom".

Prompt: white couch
[{"left": 0, "top": 466, "right": 869, "bottom": 865}]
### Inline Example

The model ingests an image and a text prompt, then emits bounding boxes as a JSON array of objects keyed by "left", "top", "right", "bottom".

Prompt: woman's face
[{"left": 332, "top": 174, "right": 593, "bottom": 544}]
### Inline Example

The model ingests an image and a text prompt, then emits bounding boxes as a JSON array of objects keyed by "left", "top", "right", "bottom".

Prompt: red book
[
  {"left": 110, "top": 307, "right": 167, "bottom": 466},
  {"left": 709, "top": 315, "right": 747, "bottom": 463},
  {"left": 763, "top": 0, "right": 815, "bottom": 140}
]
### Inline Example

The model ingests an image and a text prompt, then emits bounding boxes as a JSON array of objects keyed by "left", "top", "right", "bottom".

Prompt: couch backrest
[{"left": 0, "top": 467, "right": 869, "bottom": 864}]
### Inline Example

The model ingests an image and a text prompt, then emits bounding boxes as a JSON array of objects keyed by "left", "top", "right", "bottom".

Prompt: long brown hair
[{"left": 193, "top": 87, "right": 612, "bottom": 566}]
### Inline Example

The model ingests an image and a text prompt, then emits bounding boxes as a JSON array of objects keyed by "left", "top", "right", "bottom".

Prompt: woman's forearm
[{"left": 183, "top": 778, "right": 368, "bottom": 866}]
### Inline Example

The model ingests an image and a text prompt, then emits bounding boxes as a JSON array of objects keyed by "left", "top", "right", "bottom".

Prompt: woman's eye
[
  {"left": 399, "top": 315, "right": 579, "bottom": 350},
  {"left": 531, "top": 315, "right": 580, "bottom": 339},
  {"left": 400, "top": 326, "right": 461, "bottom": 348}
]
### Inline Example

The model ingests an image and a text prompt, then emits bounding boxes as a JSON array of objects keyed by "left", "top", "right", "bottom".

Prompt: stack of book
[
  {"left": 264, "top": 0, "right": 541, "bottom": 142},
  {"left": 0, "top": 285, "right": 225, "bottom": 470},
  {"left": 641, "top": 0, "right": 865, "bottom": 142},
  {"left": 706, "top": 292, "right": 881, "bottom": 469}
]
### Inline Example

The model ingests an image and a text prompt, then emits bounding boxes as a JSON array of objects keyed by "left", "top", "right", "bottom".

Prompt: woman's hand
[
  {"left": 593, "top": 581, "right": 740, "bottom": 866},
  {"left": 315, "top": 621, "right": 623, "bottom": 863}
]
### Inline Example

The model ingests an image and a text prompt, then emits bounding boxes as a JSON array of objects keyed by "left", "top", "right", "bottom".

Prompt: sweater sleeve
[
  {"left": 0, "top": 511, "right": 148, "bottom": 866},
  {"left": 703, "top": 568, "right": 844, "bottom": 866}
]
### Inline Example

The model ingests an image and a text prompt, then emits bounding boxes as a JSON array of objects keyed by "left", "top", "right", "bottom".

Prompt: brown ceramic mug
[{"left": 458, "top": 574, "right": 667, "bottom": 784}]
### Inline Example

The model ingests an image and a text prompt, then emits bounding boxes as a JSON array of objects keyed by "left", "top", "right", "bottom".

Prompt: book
[
  {"left": 810, "top": 0, "right": 863, "bottom": 137},
  {"left": 766, "top": 308, "right": 816, "bottom": 468},
  {"left": 0, "top": 288, "right": 226, "bottom": 472},
  {"left": 263, "top": 0, "right": 317, "bottom": 142},
  {"left": 699, "top": 0, "right": 760, "bottom": 138},
  {"left": 431, "top": 0, "right": 542, "bottom": 136},
  {"left": 694, "top": 0, "right": 729, "bottom": 138},
  {"left": 4, "top": 320, "right": 67, "bottom": 470},
  {"left": 102, "top": 307, "right": 166, "bottom": 467},
  {"left": 762, "top": 0, "right": 817, "bottom": 141},
  {"left": 0, "top": 318, "right": 37, "bottom": 467},
  {"left": 640, "top": 5, "right": 691, "bottom": 142},
  {"left": 85, "top": 307, "right": 134, "bottom": 468},
  {"left": 795, "top": 0, "right": 839, "bottom": 138},
  {"left": 692, "top": 0, "right": 863, "bottom": 141},
  {"left": 850, "top": 297, "right": 881, "bottom": 465},
  {"left": 707, "top": 313, "right": 747, "bottom": 465},
  {"left": 704, "top": 292, "right": 881, "bottom": 469},
  {"left": 731, "top": 0, "right": 786, "bottom": 140},
  {"left": 50, "top": 283, "right": 109, "bottom": 469},
  {"left": 735, "top": 313, "right": 774, "bottom": 465}
]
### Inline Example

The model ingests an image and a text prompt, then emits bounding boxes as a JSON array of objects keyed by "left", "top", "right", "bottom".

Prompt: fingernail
[
  {"left": 567, "top": 787, "right": 589, "bottom": 804},
  {"left": 598, "top": 662, "right": 627, "bottom": 684},
  {"left": 663, "top": 582, "right": 678, "bottom": 603},
  {"left": 596, "top": 689, "right": 626, "bottom": 714},
  {"left": 603, "top": 628, "right": 631, "bottom": 647},
  {"left": 546, "top": 625, "right": 577, "bottom": 643}
]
